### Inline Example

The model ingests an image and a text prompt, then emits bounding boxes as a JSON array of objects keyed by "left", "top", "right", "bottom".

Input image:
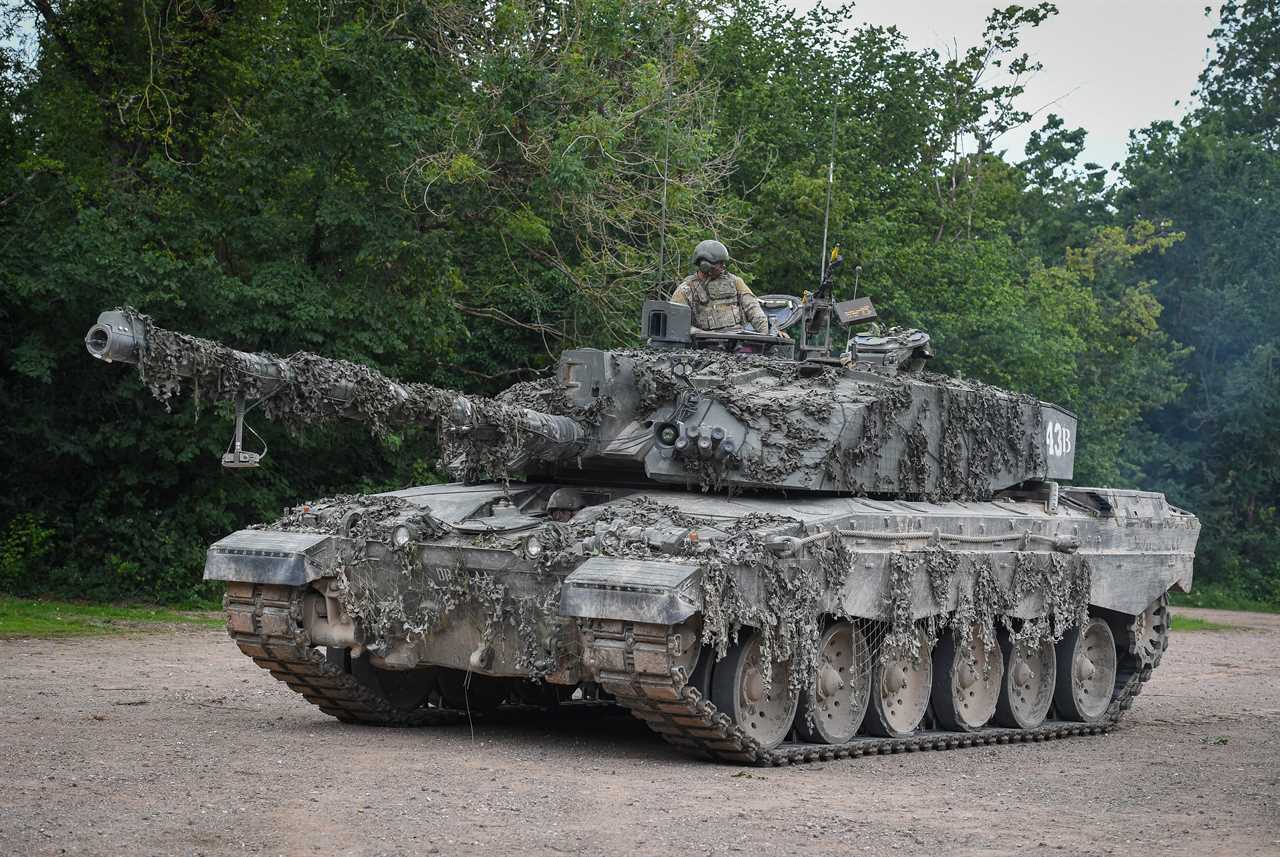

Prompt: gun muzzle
[{"left": 85, "top": 310, "right": 144, "bottom": 365}]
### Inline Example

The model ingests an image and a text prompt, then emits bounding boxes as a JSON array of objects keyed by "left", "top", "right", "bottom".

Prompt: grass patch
[
  {"left": 1170, "top": 586, "right": 1280, "bottom": 614},
  {"left": 1170, "top": 614, "right": 1235, "bottom": 632},
  {"left": 0, "top": 596, "right": 223, "bottom": 638}
]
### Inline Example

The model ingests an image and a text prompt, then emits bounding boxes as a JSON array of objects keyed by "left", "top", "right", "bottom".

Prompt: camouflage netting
[
  {"left": 126, "top": 309, "right": 447, "bottom": 432},
  {"left": 689, "top": 517, "right": 1090, "bottom": 702},
  {"left": 624, "top": 348, "right": 848, "bottom": 490},
  {"left": 252, "top": 493, "right": 449, "bottom": 541},
  {"left": 824, "top": 373, "right": 1046, "bottom": 500},
  {"left": 257, "top": 493, "right": 1091, "bottom": 708},
  {"left": 616, "top": 347, "right": 841, "bottom": 414},
  {"left": 559, "top": 499, "right": 1092, "bottom": 713},
  {"left": 118, "top": 309, "right": 1085, "bottom": 701},
  {"left": 255, "top": 494, "right": 565, "bottom": 678},
  {"left": 118, "top": 307, "right": 589, "bottom": 482},
  {"left": 694, "top": 515, "right": 852, "bottom": 703},
  {"left": 879, "top": 547, "right": 1091, "bottom": 669},
  {"left": 591, "top": 348, "right": 1047, "bottom": 500},
  {"left": 118, "top": 309, "right": 1051, "bottom": 500},
  {"left": 337, "top": 557, "right": 565, "bottom": 680},
  {"left": 933, "top": 375, "right": 1046, "bottom": 500}
]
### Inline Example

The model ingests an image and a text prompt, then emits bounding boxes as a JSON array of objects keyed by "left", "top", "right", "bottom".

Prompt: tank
[{"left": 83, "top": 293, "right": 1198, "bottom": 764}]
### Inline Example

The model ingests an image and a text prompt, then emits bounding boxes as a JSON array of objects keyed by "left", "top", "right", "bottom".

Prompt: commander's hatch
[
  {"left": 795, "top": 247, "right": 880, "bottom": 364},
  {"left": 799, "top": 294, "right": 880, "bottom": 365},
  {"left": 852, "top": 328, "right": 934, "bottom": 373},
  {"left": 757, "top": 294, "right": 803, "bottom": 331}
]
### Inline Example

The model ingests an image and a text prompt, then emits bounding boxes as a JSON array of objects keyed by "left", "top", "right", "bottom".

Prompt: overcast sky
[{"left": 791, "top": 1, "right": 1218, "bottom": 168}]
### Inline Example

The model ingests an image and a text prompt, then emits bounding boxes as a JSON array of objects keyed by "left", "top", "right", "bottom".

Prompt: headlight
[
  {"left": 391, "top": 525, "right": 413, "bottom": 548},
  {"left": 655, "top": 422, "right": 680, "bottom": 446},
  {"left": 523, "top": 535, "right": 544, "bottom": 559}
]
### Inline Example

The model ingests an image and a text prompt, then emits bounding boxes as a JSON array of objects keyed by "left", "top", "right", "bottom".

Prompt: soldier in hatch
[{"left": 670, "top": 240, "right": 776, "bottom": 336}]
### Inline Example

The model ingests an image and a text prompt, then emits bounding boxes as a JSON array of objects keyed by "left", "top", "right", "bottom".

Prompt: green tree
[
  {"left": 0, "top": 0, "right": 1216, "bottom": 605},
  {"left": 0, "top": 0, "right": 728, "bottom": 601},
  {"left": 1113, "top": 0, "right": 1280, "bottom": 602}
]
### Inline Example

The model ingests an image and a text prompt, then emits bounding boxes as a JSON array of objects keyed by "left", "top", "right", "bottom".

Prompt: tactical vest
[{"left": 685, "top": 274, "right": 745, "bottom": 330}]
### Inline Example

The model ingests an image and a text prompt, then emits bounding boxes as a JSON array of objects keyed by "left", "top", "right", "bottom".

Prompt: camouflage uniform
[{"left": 670, "top": 272, "right": 771, "bottom": 333}]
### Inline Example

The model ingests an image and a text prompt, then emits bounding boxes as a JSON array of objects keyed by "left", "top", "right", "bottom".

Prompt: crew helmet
[{"left": 691, "top": 239, "right": 730, "bottom": 274}]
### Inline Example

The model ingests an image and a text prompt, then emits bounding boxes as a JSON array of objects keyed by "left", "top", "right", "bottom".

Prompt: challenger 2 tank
[{"left": 83, "top": 288, "right": 1198, "bottom": 764}]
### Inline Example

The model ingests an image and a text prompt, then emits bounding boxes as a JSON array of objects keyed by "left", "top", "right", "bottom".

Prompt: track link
[
  {"left": 223, "top": 582, "right": 464, "bottom": 727},
  {"left": 586, "top": 619, "right": 1154, "bottom": 766}
]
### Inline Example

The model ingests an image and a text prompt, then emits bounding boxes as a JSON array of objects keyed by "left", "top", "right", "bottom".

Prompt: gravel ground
[{"left": 1, "top": 607, "right": 1276, "bottom": 857}]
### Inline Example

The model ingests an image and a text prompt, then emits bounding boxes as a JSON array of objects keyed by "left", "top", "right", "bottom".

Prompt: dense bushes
[{"left": 1, "top": 1, "right": 1275, "bottom": 605}]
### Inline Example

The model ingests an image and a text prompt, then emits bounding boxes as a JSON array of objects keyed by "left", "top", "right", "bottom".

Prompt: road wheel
[
  {"left": 710, "top": 629, "right": 799, "bottom": 750},
  {"left": 795, "top": 621, "right": 872, "bottom": 744},
  {"left": 862, "top": 627, "right": 932, "bottom": 738},
  {"left": 994, "top": 632, "right": 1056, "bottom": 729},
  {"left": 932, "top": 625, "right": 1003, "bottom": 732},
  {"left": 1054, "top": 618, "right": 1118, "bottom": 722}
]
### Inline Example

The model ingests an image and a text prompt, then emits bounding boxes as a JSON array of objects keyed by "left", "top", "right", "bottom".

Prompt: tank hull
[{"left": 206, "top": 480, "right": 1197, "bottom": 762}]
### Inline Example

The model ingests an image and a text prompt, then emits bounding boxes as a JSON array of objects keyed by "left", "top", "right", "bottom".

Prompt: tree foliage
[
  {"left": 1110, "top": 0, "right": 1280, "bottom": 604},
  {"left": 0, "top": 1, "right": 1272, "bottom": 605}
]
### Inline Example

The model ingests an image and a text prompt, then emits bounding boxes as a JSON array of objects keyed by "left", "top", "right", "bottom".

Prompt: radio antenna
[
  {"left": 818, "top": 95, "right": 838, "bottom": 286},
  {"left": 657, "top": 26, "right": 675, "bottom": 290}
]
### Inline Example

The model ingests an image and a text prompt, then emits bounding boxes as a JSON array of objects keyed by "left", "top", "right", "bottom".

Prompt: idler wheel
[
  {"left": 795, "top": 622, "right": 872, "bottom": 744},
  {"left": 1054, "top": 618, "right": 1118, "bottom": 722},
  {"left": 436, "top": 668, "right": 508, "bottom": 713},
  {"left": 994, "top": 632, "right": 1056, "bottom": 729},
  {"left": 710, "top": 628, "right": 798, "bottom": 750},
  {"left": 862, "top": 628, "right": 932, "bottom": 738},
  {"left": 932, "top": 624, "right": 1003, "bottom": 732}
]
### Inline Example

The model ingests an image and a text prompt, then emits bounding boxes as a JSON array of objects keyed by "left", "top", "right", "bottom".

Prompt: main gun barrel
[
  {"left": 87, "top": 309, "right": 413, "bottom": 416},
  {"left": 85, "top": 309, "right": 588, "bottom": 473}
]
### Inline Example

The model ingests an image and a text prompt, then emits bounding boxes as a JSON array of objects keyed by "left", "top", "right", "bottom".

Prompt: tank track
[
  {"left": 223, "top": 582, "right": 466, "bottom": 726},
  {"left": 221, "top": 583, "right": 1153, "bottom": 760},
  {"left": 222, "top": 582, "right": 622, "bottom": 727},
  {"left": 586, "top": 619, "right": 1154, "bottom": 766}
]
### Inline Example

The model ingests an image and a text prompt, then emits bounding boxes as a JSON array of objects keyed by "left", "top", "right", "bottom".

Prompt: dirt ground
[{"left": 1, "top": 608, "right": 1277, "bottom": 857}]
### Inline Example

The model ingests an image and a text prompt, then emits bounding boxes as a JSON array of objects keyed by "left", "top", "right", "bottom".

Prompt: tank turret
[{"left": 88, "top": 307, "right": 1074, "bottom": 499}]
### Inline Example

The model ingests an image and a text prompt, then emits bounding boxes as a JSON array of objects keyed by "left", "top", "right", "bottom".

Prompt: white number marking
[{"left": 1045, "top": 421, "right": 1073, "bottom": 457}]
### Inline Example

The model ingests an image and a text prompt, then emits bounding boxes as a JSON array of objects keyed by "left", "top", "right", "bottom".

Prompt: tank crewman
[
  {"left": 546, "top": 487, "right": 585, "bottom": 523},
  {"left": 669, "top": 239, "right": 775, "bottom": 335}
]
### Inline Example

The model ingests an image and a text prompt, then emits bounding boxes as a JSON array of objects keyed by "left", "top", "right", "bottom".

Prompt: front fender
[
  {"left": 203, "top": 530, "right": 335, "bottom": 586},
  {"left": 559, "top": 557, "right": 702, "bottom": 625}
]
